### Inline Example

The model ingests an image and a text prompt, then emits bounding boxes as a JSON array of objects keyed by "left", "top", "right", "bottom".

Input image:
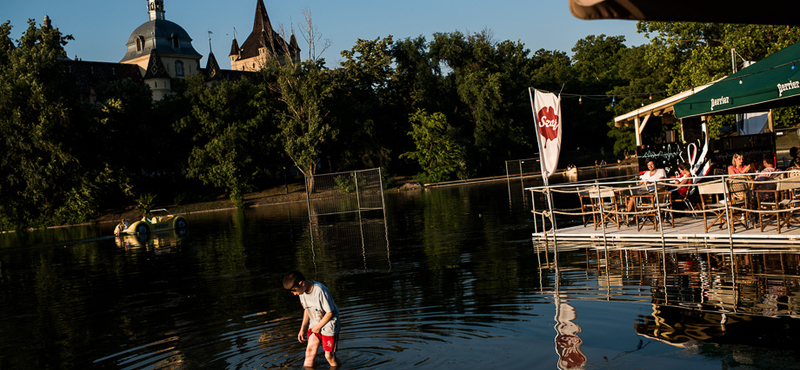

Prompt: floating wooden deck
[{"left": 533, "top": 216, "right": 800, "bottom": 245}]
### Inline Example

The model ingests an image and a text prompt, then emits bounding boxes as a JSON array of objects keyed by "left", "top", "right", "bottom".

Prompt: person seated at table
[
  {"left": 671, "top": 162, "right": 693, "bottom": 199},
  {"left": 753, "top": 153, "right": 778, "bottom": 201},
  {"left": 755, "top": 153, "right": 777, "bottom": 181},
  {"left": 639, "top": 159, "right": 667, "bottom": 185},
  {"left": 787, "top": 157, "right": 800, "bottom": 174},
  {"left": 728, "top": 153, "right": 752, "bottom": 178},
  {"left": 625, "top": 159, "right": 666, "bottom": 220}
]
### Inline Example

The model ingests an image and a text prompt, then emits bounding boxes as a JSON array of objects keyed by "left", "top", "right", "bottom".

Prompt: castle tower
[
  {"left": 148, "top": 0, "right": 166, "bottom": 21},
  {"left": 229, "top": 0, "right": 300, "bottom": 71}
]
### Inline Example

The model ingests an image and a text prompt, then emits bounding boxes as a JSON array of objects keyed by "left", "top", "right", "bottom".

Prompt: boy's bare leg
[
  {"left": 304, "top": 334, "right": 321, "bottom": 367},
  {"left": 324, "top": 350, "right": 339, "bottom": 367}
]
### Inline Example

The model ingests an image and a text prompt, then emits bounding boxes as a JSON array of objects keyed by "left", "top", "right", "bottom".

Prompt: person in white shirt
[
  {"left": 626, "top": 159, "right": 667, "bottom": 220},
  {"left": 284, "top": 270, "right": 341, "bottom": 368}
]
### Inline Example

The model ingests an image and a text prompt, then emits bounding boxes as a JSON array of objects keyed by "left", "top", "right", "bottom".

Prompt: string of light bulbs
[{"left": 534, "top": 56, "right": 800, "bottom": 105}]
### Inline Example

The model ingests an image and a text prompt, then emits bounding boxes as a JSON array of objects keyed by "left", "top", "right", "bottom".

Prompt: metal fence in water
[
  {"left": 505, "top": 158, "right": 541, "bottom": 179},
  {"left": 304, "top": 168, "right": 391, "bottom": 270},
  {"left": 305, "top": 168, "right": 386, "bottom": 216}
]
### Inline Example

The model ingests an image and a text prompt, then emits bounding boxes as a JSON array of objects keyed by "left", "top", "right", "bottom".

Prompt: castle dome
[{"left": 121, "top": 19, "right": 201, "bottom": 62}]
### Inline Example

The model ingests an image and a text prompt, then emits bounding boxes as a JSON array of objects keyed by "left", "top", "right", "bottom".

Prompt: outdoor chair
[
  {"left": 682, "top": 185, "right": 701, "bottom": 218},
  {"left": 783, "top": 174, "right": 800, "bottom": 226},
  {"left": 588, "top": 187, "right": 621, "bottom": 230},
  {"left": 578, "top": 189, "right": 594, "bottom": 227},
  {"left": 753, "top": 179, "right": 782, "bottom": 232},
  {"left": 668, "top": 180, "right": 700, "bottom": 220},
  {"left": 698, "top": 181, "right": 729, "bottom": 233},
  {"left": 726, "top": 179, "right": 750, "bottom": 231},
  {"left": 755, "top": 177, "right": 800, "bottom": 232},
  {"left": 635, "top": 189, "right": 673, "bottom": 231}
]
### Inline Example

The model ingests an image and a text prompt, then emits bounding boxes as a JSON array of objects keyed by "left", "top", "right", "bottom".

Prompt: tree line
[{"left": 2, "top": 19, "right": 799, "bottom": 230}]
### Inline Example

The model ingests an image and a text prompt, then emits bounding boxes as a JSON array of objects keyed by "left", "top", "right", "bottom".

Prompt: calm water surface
[{"left": 2, "top": 176, "right": 800, "bottom": 369}]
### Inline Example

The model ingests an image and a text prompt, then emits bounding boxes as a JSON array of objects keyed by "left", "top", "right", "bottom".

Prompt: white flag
[{"left": 530, "top": 88, "right": 562, "bottom": 179}]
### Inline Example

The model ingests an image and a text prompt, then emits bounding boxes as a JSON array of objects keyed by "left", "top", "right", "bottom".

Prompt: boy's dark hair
[
  {"left": 763, "top": 153, "right": 774, "bottom": 165},
  {"left": 678, "top": 162, "right": 690, "bottom": 172},
  {"left": 283, "top": 270, "right": 305, "bottom": 290}
]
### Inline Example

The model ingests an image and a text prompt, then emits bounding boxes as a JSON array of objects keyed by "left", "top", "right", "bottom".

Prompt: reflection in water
[
  {"left": 586, "top": 247, "right": 800, "bottom": 317},
  {"left": 549, "top": 245, "right": 587, "bottom": 370},
  {"left": 554, "top": 296, "right": 586, "bottom": 369},
  {"left": 114, "top": 229, "right": 187, "bottom": 254},
  {"left": 308, "top": 214, "right": 391, "bottom": 273},
  {"left": 540, "top": 243, "right": 800, "bottom": 369},
  {"left": 5, "top": 181, "right": 800, "bottom": 369}
]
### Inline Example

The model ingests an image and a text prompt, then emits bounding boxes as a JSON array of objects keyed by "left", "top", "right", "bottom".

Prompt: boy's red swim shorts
[{"left": 307, "top": 329, "right": 338, "bottom": 352}]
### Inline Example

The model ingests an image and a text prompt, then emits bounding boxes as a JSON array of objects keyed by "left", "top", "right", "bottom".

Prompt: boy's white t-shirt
[{"left": 299, "top": 281, "right": 340, "bottom": 336}]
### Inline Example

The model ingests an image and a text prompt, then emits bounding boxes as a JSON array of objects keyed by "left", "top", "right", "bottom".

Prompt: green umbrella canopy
[{"left": 674, "top": 41, "right": 800, "bottom": 119}]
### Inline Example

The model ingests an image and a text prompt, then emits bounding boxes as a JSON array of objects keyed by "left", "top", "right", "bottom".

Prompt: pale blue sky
[{"left": 3, "top": 0, "right": 648, "bottom": 69}]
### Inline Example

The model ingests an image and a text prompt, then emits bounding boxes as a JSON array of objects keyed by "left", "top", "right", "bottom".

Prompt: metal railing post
[
  {"left": 654, "top": 184, "right": 666, "bottom": 246},
  {"left": 722, "top": 176, "right": 735, "bottom": 249},
  {"left": 595, "top": 183, "right": 608, "bottom": 246},
  {"left": 532, "top": 188, "right": 539, "bottom": 235}
]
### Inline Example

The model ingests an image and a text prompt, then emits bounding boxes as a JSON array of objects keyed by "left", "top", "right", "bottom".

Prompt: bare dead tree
[{"left": 300, "top": 7, "right": 331, "bottom": 63}]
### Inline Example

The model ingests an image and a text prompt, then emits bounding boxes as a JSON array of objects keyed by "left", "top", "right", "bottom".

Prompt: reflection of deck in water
[
  {"left": 536, "top": 242, "right": 800, "bottom": 364},
  {"left": 536, "top": 242, "right": 800, "bottom": 318}
]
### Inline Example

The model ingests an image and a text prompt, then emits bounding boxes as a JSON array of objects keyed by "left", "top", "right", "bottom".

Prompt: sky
[{"left": 3, "top": 0, "right": 649, "bottom": 69}]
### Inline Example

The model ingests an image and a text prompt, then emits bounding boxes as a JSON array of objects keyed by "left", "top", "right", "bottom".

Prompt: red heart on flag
[{"left": 537, "top": 106, "right": 559, "bottom": 147}]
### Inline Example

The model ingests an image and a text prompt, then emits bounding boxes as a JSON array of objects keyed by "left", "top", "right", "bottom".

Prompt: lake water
[{"left": 2, "top": 174, "right": 800, "bottom": 370}]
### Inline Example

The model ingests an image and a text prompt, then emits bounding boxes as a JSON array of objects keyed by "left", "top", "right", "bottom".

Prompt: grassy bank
[{"left": 92, "top": 177, "right": 422, "bottom": 226}]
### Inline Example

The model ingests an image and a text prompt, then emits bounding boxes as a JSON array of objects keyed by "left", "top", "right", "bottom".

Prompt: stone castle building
[{"left": 61, "top": 0, "right": 298, "bottom": 101}]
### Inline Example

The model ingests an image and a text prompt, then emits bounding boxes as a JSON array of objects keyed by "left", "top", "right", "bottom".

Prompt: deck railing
[{"left": 527, "top": 169, "right": 800, "bottom": 246}]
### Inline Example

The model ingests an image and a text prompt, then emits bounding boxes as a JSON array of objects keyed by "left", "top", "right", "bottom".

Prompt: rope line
[{"left": 529, "top": 172, "right": 800, "bottom": 228}]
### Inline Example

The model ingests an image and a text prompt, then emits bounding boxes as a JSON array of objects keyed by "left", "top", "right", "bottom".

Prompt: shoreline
[
  {"left": 6, "top": 177, "right": 422, "bottom": 233},
  {"left": 6, "top": 163, "right": 637, "bottom": 233}
]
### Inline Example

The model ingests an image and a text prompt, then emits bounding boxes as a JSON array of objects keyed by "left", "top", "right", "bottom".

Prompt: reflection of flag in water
[
  {"left": 530, "top": 88, "right": 562, "bottom": 179},
  {"left": 554, "top": 296, "right": 586, "bottom": 370}
]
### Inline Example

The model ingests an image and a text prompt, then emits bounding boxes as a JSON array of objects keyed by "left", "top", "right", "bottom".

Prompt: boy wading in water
[{"left": 284, "top": 271, "right": 341, "bottom": 368}]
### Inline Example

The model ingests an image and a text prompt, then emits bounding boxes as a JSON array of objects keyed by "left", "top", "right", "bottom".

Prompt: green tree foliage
[
  {"left": 566, "top": 35, "right": 630, "bottom": 156},
  {"left": 402, "top": 109, "right": 467, "bottom": 183},
  {"left": 85, "top": 78, "right": 153, "bottom": 201},
  {"left": 0, "top": 20, "right": 104, "bottom": 229},
  {"left": 529, "top": 49, "right": 573, "bottom": 90},
  {"left": 267, "top": 60, "right": 337, "bottom": 192},
  {"left": 605, "top": 45, "right": 672, "bottom": 155},
  {"left": 392, "top": 36, "right": 448, "bottom": 112},
  {"left": 637, "top": 22, "right": 800, "bottom": 136},
  {"left": 175, "top": 76, "right": 274, "bottom": 207},
  {"left": 330, "top": 36, "right": 397, "bottom": 172},
  {"left": 429, "top": 30, "right": 536, "bottom": 173},
  {"left": 389, "top": 36, "right": 456, "bottom": 175}
]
